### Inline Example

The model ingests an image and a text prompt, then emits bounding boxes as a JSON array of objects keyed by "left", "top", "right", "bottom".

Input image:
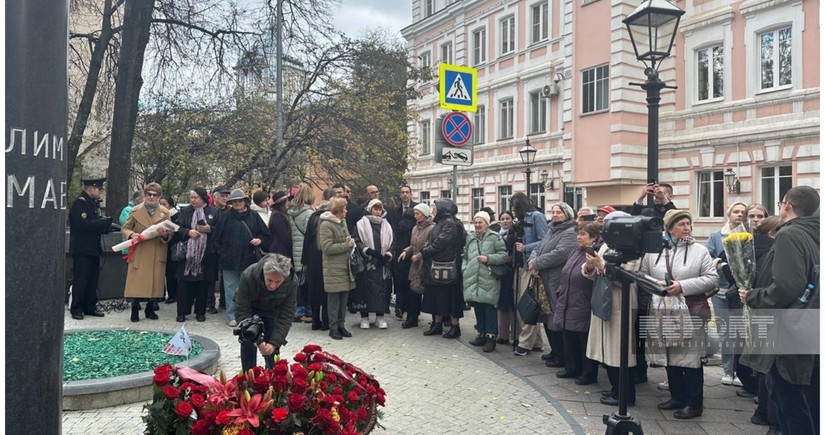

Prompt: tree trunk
[
  {"left": 67, "top": 0, "right": 117, "bottom": 185},
  {"left": 107, "top": 0, "right": 154, "bottom": 215}
]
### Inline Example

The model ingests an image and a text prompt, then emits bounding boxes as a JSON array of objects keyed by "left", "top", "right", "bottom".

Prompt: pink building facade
[{"left": 401, "top": 0, "right": 819, "bottom": 239}]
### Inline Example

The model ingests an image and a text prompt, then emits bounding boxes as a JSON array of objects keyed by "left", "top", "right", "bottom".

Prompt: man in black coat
[
  {"left": 390, "top": 186, "right": 418, "bottom": 319},
  {"left": 630, "top": 182, "right": 676, "bottom": 219},
  {"left": 68, "top": 178, "right": 114, "bottom": 320}
]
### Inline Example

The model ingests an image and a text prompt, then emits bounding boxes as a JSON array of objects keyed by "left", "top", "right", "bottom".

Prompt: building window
[
  {"left": 529, "top": 90, "right": 548, "bottom": 133},
  {"left": 420, "top": 120, "right": 431, "bottom": 155},
  {"left": 499, "top": 98, "right": 514, "bottom": 139},
  {"left": 440, "top": 189, "right": 452, "bottom": 200},
  {"left": 760, "top": 27, "right": 792, "bottom": 90},
  {"left": 472, "top": 188, "right": 484, "bottom": 215},
  {"left": 472, "top": 28, "right": 487, "bottom": 65},
  {"left": 420, "top": 191, "right": 431, "bottom": 206},
  {"left": 563, "top": 184, "right": 582, "bottom": 211},
  {"left": 440, "top": 41, "right": 453, "bottom": 65},
  {"left": 529, "top": 183, "right": 545, "bottom": 212},
  {"left": 419, "top": 51, "right": 431, "bottom": 71},
  {"left": 531, "top": 2, "right": 549, "bottom": 44},
  {"left": 697, "top": 171, "right": 724, "bottom": 218},
  {"left": 473, "top": 105, "right": 486, "bottom": 144},
  {"left": 498, "top": 185, "right": 512, "bottom": 215},
  {"left": 697, "top": 45, "right": 724, "bottom": 101},
  {"left": 761, "top": 166, "right": 792, "bottom": 215},
  {"left": 582, "top": 65, "right": 609, "bottom": 114},
  {"left": 500, "top": 16, "right": 515, "bottom": 55},
  {"left": 425, "top": 0, "right": 434, "bottom": 17}
]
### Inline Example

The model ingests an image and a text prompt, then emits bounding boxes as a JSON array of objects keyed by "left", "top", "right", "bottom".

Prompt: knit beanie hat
[
  {"left": 473, "top": 211, "right": 491, "bottom": 225},
  {"left": 413, "top": 203, "right": 431, "bottom": 218},
  {"left": 192, "top": 187, "right": 209, "bottom": 205}
]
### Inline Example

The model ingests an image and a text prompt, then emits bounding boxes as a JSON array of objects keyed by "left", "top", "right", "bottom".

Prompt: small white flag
[{"left": 163, "top": 325, "right": 193, "bottom": 357}]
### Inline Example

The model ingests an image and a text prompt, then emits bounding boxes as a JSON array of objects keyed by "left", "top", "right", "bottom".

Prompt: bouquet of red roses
[{"left": 144, "top": 344, "right": 385, "bottom": 435}]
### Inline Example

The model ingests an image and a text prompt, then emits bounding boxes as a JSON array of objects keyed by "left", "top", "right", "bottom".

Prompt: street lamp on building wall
[
  {"left": 623, "top": 0, "right": 685, "bottom": 208},
  {"left": 519, "top": 139, "right": 538, "bottom": 194},
  {"left": 724, "top": 168, "right": 740, "bottom": 193}
]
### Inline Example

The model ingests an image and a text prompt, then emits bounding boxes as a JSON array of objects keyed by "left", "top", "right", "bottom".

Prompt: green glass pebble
[{"left": 63, "top": 331, "right": 202, "bottom": 381}]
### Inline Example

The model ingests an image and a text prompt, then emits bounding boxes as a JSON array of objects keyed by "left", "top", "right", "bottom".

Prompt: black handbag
[
  {"left": 350, "top": 248, "right": 366, "bottom": 275},
  {"left": 430, "top": 260, "right": 457, "bottom": 285},
  {"left": 590, "top": 275, "right": 612, "bottom": 321},
  {"left": 517, "top": 277, "right": 541, "bottom": 325},
  {"left": 241, "top": 220, "right": 266, "bottom": 261},
  {"left": 171, "top": 240, "right": 188, "bottom": 262}
]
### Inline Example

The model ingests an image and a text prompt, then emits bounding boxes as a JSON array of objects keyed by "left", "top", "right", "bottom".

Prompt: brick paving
[{"left": 62, "top": 303, "right": 763, "bottom": 435}]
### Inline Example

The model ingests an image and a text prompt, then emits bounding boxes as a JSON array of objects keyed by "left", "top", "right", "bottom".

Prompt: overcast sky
[{"left": 332, "top": 0, "right": 413, "bottom": 39}]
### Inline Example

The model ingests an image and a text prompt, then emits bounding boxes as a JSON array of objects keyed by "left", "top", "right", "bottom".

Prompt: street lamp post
[
  {"left": 624, "top": 0, "right": 685, "bottom": 208},
  {"left": 519, "top": 138, "right": 538, "bottom": 198}
]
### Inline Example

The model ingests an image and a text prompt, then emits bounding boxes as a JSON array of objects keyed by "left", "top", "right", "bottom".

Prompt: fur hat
[
  {"left": 663, "top": 209, "right": 693, "bottom": 230},
  {"left": 473, "top": 211, "right": 491, "bottom": 225},
  {"left": 413, "top": 203, "right": 431, "bottom": 218}
]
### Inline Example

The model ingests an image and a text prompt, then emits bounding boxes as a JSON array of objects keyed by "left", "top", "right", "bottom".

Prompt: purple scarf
[{"left": 184, "top": 206, "right": 208, "bottom": 277}]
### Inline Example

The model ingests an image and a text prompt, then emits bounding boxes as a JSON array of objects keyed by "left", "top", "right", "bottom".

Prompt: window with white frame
[
  {"left": 759, "top": 27, "right": 792, "bottom": 90},
  {"left": 473, "top": 105, "right": 486, "bottom": 144},
  {"left": 440, "top": 189, "right": 452, "bottom": 200},
  {"left": 761, "top": 166, "right": 792, "bottom": 215},
  {"left": 440, "top": 41, "right": 453, "bottom": 65},
  {"left": 425, "top": 0, "right": 434, "bottom": 17},
  {"left": 697, "top": 45, "right": 724, "bottom": 101},
  {"left": 420, "top": 120, "right": 431, "bottom": 155},
  {"left": 582, "top": 65, "right": 609, "bottom": 113},
  {"left": 498, "top": 185, "right": 512, "bottom": 215},
  {"left": 499, "top": 98, "right": 514, "bottom": 139},
  {"left": 419, "top": 191, "right": 430, "bottom": 206},
  {"left": 472, "top": 188, "right": 484, "bottom": 215},
  {"left": 500, "top": 16, "right": 515, "bottom": 55},
  {"left": 529, "top": 183, "right": 545, "bottom": 212},
  {"left": 472, "top": 28, "right": 487, "bottom": 65},
  {"left": 529, "top": 90, "right": 548, "bottom": 133},
  {"left": 531, "top": 2, "right": 549, "bottom": 44},
  {"left": 419, "top": 51, "right": 431, "bottom": 70},
  {"left": 697, "top": 171, "right": 724, "bottom": 218}
]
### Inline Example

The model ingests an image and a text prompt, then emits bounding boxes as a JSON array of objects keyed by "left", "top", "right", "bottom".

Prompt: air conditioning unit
[{"left": 541, "top": 83, "right": 559, "bottom": 97}]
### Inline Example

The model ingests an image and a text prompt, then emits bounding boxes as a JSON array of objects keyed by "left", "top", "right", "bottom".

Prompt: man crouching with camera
[{"left": 234, "top": 253, "right": 297, "bottom": 372}]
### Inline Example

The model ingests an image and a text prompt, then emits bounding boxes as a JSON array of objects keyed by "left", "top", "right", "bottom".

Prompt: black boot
[
  {"left": 483, "top": 336, "right": 497, "bottom": 353},
  {"left": 131, "top": 301, "right": 140, "bottom": 322},
  {"left": 145, "top": 303, "right": 159, "bottom": 320},
  {"left": 442, "top": 324, "right": 461, "bottom": 339},
  {"left": 423, "top": 322, "right": 443, "bottom": 336}
]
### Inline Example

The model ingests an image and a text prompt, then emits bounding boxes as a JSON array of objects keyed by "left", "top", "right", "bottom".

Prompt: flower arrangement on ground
[{"left": 144, "top": 344, "right": 385, "bottom": 435}]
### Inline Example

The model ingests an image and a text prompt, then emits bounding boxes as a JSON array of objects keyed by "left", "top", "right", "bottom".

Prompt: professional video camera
[
  {"left": 233, "top": 315, "right": 265, "bottom": 344},
  {"left": 601, "top": 215, "right": 664, "bottom": 262}
]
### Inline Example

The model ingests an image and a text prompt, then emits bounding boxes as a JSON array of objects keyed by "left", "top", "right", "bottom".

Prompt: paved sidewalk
[{"left": 62, "top": 303, "right": 763, "bottom": 435}]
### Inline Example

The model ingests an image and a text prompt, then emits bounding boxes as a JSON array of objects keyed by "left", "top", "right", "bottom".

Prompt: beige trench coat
[
  {"left": 121, "top": 204, "right": 172, "bottom": 299},
  {"left": 585, "top": 244, "right": 639, "bottom": 368}
]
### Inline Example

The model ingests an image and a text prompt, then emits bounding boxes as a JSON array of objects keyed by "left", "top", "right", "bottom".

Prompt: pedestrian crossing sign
[{"left": 439, "top": 63, "right": 477, "bottom": 112}]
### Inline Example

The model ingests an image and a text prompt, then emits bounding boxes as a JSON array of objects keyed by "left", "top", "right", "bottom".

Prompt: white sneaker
[
  {"left": 657, "top": 381, "right": 669, "bottom": 390},
  {"left": 376, "top": 317, "right": 388, "bottom": 329},
  {"left": 732, "top": 376, "right": 743, "bottom": 387},
  {"left": 721, "top": 374, "right": 734, "bottom": 385},
  {"left": 227, "top": 320, "right": 237, "bottom": 327},
  {"left": 368, "top": 313, "right": 376, "bottom": 325},
  {"left": 360, "top": 318, "right": 370, "bottom": 329}
]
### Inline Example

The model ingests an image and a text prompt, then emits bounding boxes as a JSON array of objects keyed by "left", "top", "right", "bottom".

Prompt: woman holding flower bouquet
[
  {"left": 122, "top": 182, "right": 174, "bottom": 322},
  {"left": 640, "top": 209, "right": 718, "bottom": 420}
]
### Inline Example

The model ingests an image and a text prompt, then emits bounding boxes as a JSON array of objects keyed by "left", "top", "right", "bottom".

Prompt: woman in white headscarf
[{"left": 352, "top": 199, "right": 394, "bottom": 329}]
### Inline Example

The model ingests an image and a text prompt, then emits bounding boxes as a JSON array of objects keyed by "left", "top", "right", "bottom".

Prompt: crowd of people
[{"left": 68, "top": 178, "right": 819, "bottom": 434}]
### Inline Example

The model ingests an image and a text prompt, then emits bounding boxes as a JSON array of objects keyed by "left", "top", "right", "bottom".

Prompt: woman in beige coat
[
  {"left": 318, "top": 197, "right": 356, "bottom": 340},
  {"left": 122, "top": 182, "right": 173, "bottom": 322},
  {"left": 398, "top": 203, "right": 435, "bottom": 328}
]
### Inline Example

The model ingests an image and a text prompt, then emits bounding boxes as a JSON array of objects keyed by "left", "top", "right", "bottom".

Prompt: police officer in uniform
[{"left": 69, "top": 178, "right": 114, "bottom": 320}]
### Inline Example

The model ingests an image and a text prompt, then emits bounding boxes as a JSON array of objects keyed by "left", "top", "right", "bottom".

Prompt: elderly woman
[
  {"left": 640, "top": 209, "right": 717, "bottom": 420},
  {"left": 122, "top": 182, "right": 173, "bottom": 322},
  {"left": 552, "top": 221, "right": 601, "bottom": 385},
  {"left": 172, "top": 188, "right": 220, "bottom": 323},
  {"left": 583, "top": 211, "right": 640, "bottom": 406},
  {"left": 463, "top": 211, "right": 508, "bottom": 352},
  {"left": 353, "top": 199, "right": 394, "bottom": 329},
  {"left": 527, "top": 202, "right": 577, "bottom": 363},
  {"left": 318, "top": 197, "right": 356, "bottom": 340},
  {"left": 705, "top": 201, "right": 749, "bottom": 386},
  {"left": 398, "top": 203, "right": 435, "bottom": 329},
  {"left": 421, "top": 198, "right": 466, "bottom": 338},
  {"left": 214, "top": 189, "right": 271, "bottom": 327},
  {"left": 235, "top": 253, "right": 297, "bottom": 372}
]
